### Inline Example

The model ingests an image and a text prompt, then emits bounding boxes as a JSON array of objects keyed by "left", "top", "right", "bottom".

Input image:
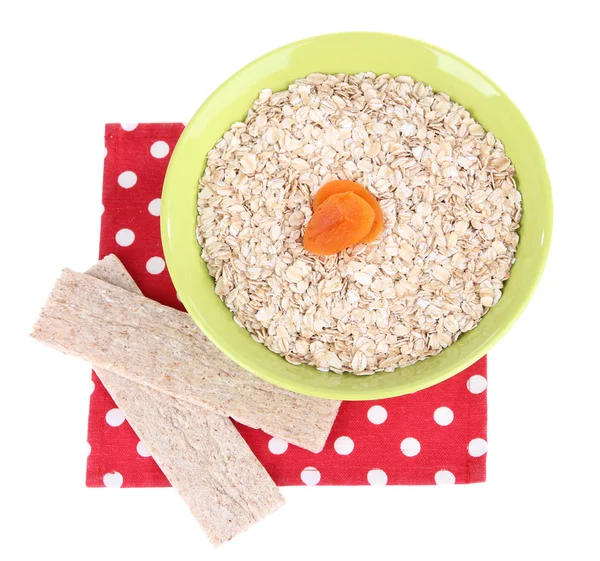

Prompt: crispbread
[
  {"left": 86, "top": 254, "right": 140, "bottom": 292},
  {"left": 97, "top": 371, "right": 284, "bottom": 546},
  {"left": 32, "top": 259, "right": 339, "bottom": 452},
  {"left": 86, "top": 255, "right": 284, "bottom": 546}
]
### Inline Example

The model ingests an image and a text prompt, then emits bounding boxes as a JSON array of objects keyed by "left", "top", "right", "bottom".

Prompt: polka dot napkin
[{"left": 87, "top": 123, "right": 487, "bottom": 488}]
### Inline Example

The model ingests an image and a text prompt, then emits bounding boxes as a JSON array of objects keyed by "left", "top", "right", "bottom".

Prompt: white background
[{"left": 2, "top": 1, "right": 599, "bottom": 559}]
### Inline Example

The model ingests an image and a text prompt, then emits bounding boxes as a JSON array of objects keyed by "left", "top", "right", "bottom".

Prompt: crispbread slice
[
  {"left": 97, "top": 371, "right": 284, "bottom": 546},
  {"left": 86, "top": 255, "right": 284, "bottom": 546},
  {"left": 86, "top": 254, "right": 141, "bottom": 292},
  {"left": 32, "top": 258, "right": 339, "bottom": 452}
]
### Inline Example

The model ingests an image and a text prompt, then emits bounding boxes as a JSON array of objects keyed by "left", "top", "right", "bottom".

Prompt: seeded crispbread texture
[
  {"left": 32, "top": 259, "right": 339, "bottom": 452},
  {"left": 99, "top": 370, "right": 284, "bottom": 546},
  {"left": 82, "top": 255, "right": 284, "bottom": 545}
]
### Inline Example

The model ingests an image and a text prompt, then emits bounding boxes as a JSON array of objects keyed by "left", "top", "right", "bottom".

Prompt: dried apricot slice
[
  {"left": 303, "top": 192, "right": 375, "bottom": 255},
  {"left": 313, "top": 180, "right": 384, "bottom": 243}
]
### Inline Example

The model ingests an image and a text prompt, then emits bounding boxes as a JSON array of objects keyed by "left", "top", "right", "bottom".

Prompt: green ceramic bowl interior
[{"left": 161, "top": 32, "right": 552, "bottom": 400}]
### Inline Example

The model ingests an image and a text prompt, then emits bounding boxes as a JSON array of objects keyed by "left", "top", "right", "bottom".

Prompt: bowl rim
[{"left": 161, "top": 31, "right": 553, "bottom": 400}]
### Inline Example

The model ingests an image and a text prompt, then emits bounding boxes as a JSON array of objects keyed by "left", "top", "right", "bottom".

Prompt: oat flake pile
[{"left": 196, "top": 72, "right": 521, "bottom": 374}]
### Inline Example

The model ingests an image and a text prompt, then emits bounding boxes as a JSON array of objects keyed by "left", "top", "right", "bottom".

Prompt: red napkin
[{"left": 87, "top": 123, "right": 487, "bottom": 488}]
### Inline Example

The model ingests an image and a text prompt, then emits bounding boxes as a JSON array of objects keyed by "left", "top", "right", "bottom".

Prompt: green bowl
[{"left": 161, "top": 32, "right": 552, "bottom": 401}]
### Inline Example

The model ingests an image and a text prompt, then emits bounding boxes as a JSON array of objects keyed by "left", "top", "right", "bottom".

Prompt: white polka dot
[
  {"left": 105, "top": 408, "right": 125, "bottom": 427},
  {"left": 117, "top": 170, "right": 137, "bottom": 189},
  {"left": 300, "top": 467, "right": 321, "bottom": 486},
  {"left": 115, "top": 228, "right": 135, "bottom": 247},
  {"left": 334, "top": 436, "right": 354, "bottom": 455},
  {"left": 367, "top": 405, "right": 388, "bottom": 424},
  {"left": 121, "top": 123, "right": 138, "bottom": 131},
  {"left": 103, "top": 472, "right": 123, "bottom": 488},
  {"left": 467, "top": 374, "right": 487, "bottom": 394},
  {"left": 136, "top": 441, "right": 151, "bottom": 457},
  {"left": 89, "top": 378, "right": 95, "bottom": 395},
  {"left": 100, "top": 203, "right": 105, "bottom": 216},
  {"left": 434, "top": 406, "right": 454, "bottom": 426},
  {"left": 150, "top": 140, "right": 170, "bottom": 159},
  {"left": 268, "top": 437, "right": 288, "bottom": 455},
  {"left": 468, "top": 438, "right": 488, "bottom": 457},
  {"left": 367, "top": 469, "right": 388, "bottom": 486},
  {"left": 400, "top": 437, "right": 421, "bottom": 457},
  {"left": 104, "top": 146, "right": 107, "bottom": 158},
  {"left": 146, "top": 256, "right": 165, "bottom": 275},
  {"left": 435, "top": 470, "right": 456, "bottom": 485},
  {"left": 176, "top": 292, "right": 182, "bottom": 302},
  {"left": 85, "top": 442, "right": 92, "bottom": 457},
  {"left": 148, "top": 198, "right": 161, "bottom": 216}
]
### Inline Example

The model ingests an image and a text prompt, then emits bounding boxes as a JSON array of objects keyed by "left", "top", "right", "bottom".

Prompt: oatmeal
[{"left": 196, "top": 72, "right": 521, "bottom": 374}]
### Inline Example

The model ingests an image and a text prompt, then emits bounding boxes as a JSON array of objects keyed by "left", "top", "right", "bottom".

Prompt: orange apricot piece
[
  {"left": 303, "top": 192, "right": 375, "bottom": 256},
  {"left": 313, "top": 180, "right": 384, "bottom": 243}
]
